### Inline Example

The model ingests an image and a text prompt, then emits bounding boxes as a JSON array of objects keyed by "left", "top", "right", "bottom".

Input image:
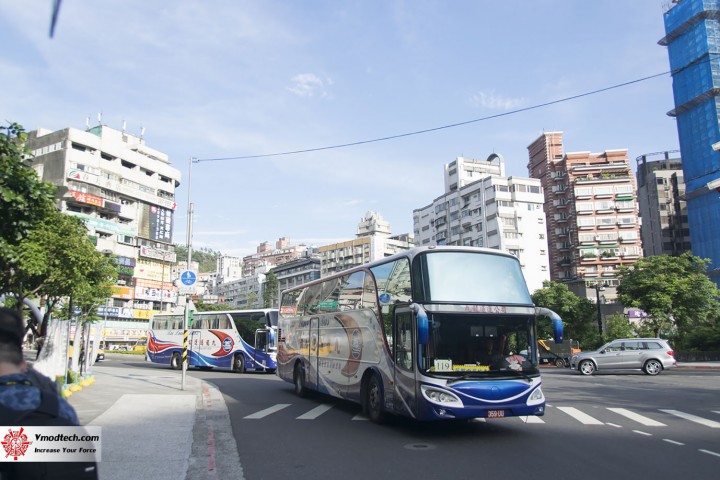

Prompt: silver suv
[{"left": 570, "top": 338, "right": 676, "bottom": 376}]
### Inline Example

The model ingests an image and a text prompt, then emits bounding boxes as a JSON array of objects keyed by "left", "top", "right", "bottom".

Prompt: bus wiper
[
  {"left": 450, "top": 372, "right": 490, "bottom": 382},
  {"left": 499, "top": 369, "right": 534, "bottom": 382}
]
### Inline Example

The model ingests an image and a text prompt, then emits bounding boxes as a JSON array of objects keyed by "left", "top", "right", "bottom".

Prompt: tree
[
  {"left": 616, "top": 253, "right": 720, "bottom": 342},
  {"left": 245, "top": 292, "right": 258, "bottom": 309},
  {"left": 604, "top": 314, "right": 636, "bottom": 340},
  {"left": 532, "top": 281, "right": 599, "bottom": 349},
  {"left": 263, "top": 270, "right": 278, "bottom": 308},
  {"left": 0, "top": 123, "right": 56, "bottom": 300}
]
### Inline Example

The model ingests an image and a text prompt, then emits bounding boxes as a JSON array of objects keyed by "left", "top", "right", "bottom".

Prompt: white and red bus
[{"left": 277, "top": 246, "right": 563, "bottom": 422}]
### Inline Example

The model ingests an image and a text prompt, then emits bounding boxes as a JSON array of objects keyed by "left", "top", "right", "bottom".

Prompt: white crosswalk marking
[
  {"left": 519, "top": 416, "right": 545, "bottom": 423},
  {"left": 352, "top": 413, "right": 368, "bottom": 421},
  {"left": 556, "top": 407, "right": 604, "bottom": 425},
  {"left": 297, "top": 404, "right": 334, "bottom": 420},
  {"left": 660, "top": 410, "right": 720, "bottom": 428},
  {"left": 607, "top": 408, "right": 666, "bottom": 427},
  {"left": 244, "top": 404, "right": 291, "bottom": 419}
]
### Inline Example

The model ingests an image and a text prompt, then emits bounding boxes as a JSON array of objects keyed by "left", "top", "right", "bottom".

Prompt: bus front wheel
[
  {"left": 365, "top": 375, "right": 386, "bottom": 423},
  {"left": 170, "top": 353, "right": 182, "bottom": 370},
  {"left": 233, "top": 354, "right": 245, "bottom": 373},
  {"left": 293, "top": 363, "right": 307, "bottom": 397}
]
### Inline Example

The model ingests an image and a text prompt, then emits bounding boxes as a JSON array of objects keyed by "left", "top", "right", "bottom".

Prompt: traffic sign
[
  {"left": 180, "top": 270, "right": 197, "bottom": 286},
  {"left": 178, "top": 270, "right": 197, "bottom": 295}
]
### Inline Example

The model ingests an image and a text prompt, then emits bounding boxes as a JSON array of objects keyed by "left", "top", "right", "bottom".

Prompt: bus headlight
[
  {"left": 527, "top": 387, "right": 545, "bottom": 406},
  {"left": 421, "top": 385, "right": 463, "bottom": 408}
]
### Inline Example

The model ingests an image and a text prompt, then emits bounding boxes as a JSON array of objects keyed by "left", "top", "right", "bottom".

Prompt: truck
[{"left": 538, "top": 338, "right": 581, "bottom": 367}]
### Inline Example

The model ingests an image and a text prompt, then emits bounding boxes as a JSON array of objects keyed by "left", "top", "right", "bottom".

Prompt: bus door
[
  {"left": 254, "top": 328, "right": 270, "bottom": 367},
  {"left": 393, "top": 308, "right": 417, "bottom": 416},
  {"left": 307, "top": 317, "right": 320, "bottom": 390}
]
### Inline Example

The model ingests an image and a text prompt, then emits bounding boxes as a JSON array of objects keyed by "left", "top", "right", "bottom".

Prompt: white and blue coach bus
[
  {"left": 148, "top": 308, "right": 278, "bottom": 373},
  {"left": 277, "top": 246, "right": 563, "bottom": 422}
]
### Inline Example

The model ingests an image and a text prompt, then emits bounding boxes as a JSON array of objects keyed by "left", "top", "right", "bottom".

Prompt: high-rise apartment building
[
  {"left": 660, "top": 0, "right": 720, "bottom": 285},
  {"left": 636, "top": 150, "right": 691, "bottom": 256},
  {"left": 413, "top": 155, "right": 550, "bottom": 293},
  {"left": 318, "top": 211, "right": 414, "bottom": 277},
  {"left": 26, "top": 124, "right": 181, "bottom": 346},
  {"left": 528, "top": 132, "right": 642, "bottom": 302}
]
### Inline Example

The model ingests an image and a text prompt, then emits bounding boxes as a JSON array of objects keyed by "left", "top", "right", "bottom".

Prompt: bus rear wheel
[
  {"left": 293, "top": 363, "right": 307, "bottom": 397},
  {"left": 170, "top": 353, "right": 182, "bottom": 370},
  {"left": 233, "top": 354, "right": 245, "bottom": 373},
  {"left": 365, "top": 375, "right": 386, "bottom": 423}
]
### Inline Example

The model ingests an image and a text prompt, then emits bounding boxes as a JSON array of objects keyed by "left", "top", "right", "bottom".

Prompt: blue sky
[{"left": 1, "top": 1, "right": 679, "bottom": 258}]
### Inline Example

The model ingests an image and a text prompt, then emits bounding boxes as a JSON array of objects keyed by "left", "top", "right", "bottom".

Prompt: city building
[
  {"left": 527, "top": 132, "right": 642, "bottom": 303},
  {"left": 413, "top": 155, "right": 550, "bottom": 293},
  {"left": 635, "top": 150, "right": 690, "bottom": 256},
  {"left": 216, "top": 255, "right": 243, "bottom": 284},
  {"left": 214, "top": 267, "right": 269, "bottom": 309},
  {"left": 26, "top": 123, "right": 181, "bottom": 346},
  {"left": 660, "top": 0, "right": 720, "bottom": 286},
  {"left": 318, "top": 212, "right": 414, "bottom": 277},
  {"left": 242, "top": 237, "right": 307, "bottom": 277},
  {"left": 272, "top": 251, "right": 322, "bottom": 305}
]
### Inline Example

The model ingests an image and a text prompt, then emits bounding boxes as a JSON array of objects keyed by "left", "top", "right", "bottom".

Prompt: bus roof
[{"left": 280, "top": 245, "right": 519, "bottom": 295}]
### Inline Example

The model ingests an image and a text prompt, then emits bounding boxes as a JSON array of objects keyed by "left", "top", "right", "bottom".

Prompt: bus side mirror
[
  {"left": 536, "top": 307, "right": 563, "bottom": 344},
  {"left": 411, "top": 303, "right": 429, "bottom": 345}
]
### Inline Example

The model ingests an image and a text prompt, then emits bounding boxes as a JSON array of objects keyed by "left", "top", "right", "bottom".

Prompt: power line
[{"left": 195, "top": 69, "right": 671, "bottom": 164}]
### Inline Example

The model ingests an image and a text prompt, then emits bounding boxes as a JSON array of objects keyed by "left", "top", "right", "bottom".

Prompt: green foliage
[
  {"left": 532, "top": 281, "right": 597, "bottom": 347},
  {"left": 263, "top": 270, "right": 278, "bottom": 308},
  {"left": 0, "top": 123, "right": 57, "bottom": 294},
  {"left": 195, "top": 301, "right": 233, "bottom": 312},
  {"left": 616, "top": 253, "right": 720, "bottom": 339},
  {"left": 604, "top": 314, "right": 636, "bottom": 340},
  {"left": 174, "top": 245, "right": 219, "bottom": 273}
]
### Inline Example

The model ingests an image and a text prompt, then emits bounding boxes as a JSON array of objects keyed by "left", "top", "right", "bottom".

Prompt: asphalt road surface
[{"left": 106, "top": 358, "right": 720, "bottom": 480}]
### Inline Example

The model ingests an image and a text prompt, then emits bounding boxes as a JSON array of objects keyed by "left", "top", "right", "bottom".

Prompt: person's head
[{"left": 0, "top": 307, "right": 26, "bottom": 368}]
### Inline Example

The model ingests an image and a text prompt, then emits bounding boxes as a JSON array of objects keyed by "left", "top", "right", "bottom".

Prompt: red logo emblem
[{"left": 2, "top": 428, "right": 33, "bottom": 460}]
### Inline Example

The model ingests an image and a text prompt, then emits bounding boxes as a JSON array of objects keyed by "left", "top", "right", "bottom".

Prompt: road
[{"left": 101, "top": 358, "right": 720, "bottom": 480}]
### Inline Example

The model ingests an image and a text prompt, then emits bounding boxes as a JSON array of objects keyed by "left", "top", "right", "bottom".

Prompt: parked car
[{"left": 570, "top": 338, "right": 676, "bottom": 376}]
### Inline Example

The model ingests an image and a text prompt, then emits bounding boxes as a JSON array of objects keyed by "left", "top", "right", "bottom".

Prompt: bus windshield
[
  {"left": 424, "top": 313, "right": 535, "bottom": 376},
  {"left": 423, "top": 251, "right": 532, "bottom": 304}
]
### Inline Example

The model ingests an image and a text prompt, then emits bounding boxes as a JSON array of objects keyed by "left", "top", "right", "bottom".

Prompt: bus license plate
[{"left": 487, "top": 410, "right": 505, "bottom": 418}]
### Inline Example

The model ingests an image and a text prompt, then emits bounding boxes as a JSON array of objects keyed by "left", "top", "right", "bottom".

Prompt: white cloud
[
  {"left": 471, "top": 90, "right": 526, "bottom": 110},
  {"left": 287, "top": 73, "right": 333, "bottom": 97}
]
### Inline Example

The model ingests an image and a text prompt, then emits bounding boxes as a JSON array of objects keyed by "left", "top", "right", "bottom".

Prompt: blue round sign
[{"left": 180, "top": 270, "right": 197, "bottom": 286}]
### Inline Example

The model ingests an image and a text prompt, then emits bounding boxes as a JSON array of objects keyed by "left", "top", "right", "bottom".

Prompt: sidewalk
[
  {"left": 675, "top": 361, "right": 720, "bottom": 370},
  {"left": 28, "top": 353, "right": 243, "bottom": 480}
]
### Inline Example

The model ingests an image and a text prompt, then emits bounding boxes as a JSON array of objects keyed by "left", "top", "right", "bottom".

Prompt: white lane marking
[
  {"left": 557, "top": 407, "right": 604, "bottom": 425},
  {"left": 663, "top": 439, "right": 685, "bottom": 446},
  {"left": 699, "top": 449, "right": 720, "bottom": 458},
  {"left": 352, "top": 413, "right": 368, "bottom": 421},
  {"left": 297, "top": 404, "right": 334, "bottom": 420},
  {"left": 633, "top": 430, "right": 652, "bottom": 436},
  {"left": 660, "top": 409, "right": 720, "bottom": 428},
  {"left": 608, "top": 408, "right": 667, "bottom": 427},
  {"left": 606, "top": 423, "right": 622, "bottom": 428},
  {"left": 244, "top": 404, "right": 291, "bottom": 419},
  {"left": 519, "top": 416, "right": 545, "bottom": 423}
]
